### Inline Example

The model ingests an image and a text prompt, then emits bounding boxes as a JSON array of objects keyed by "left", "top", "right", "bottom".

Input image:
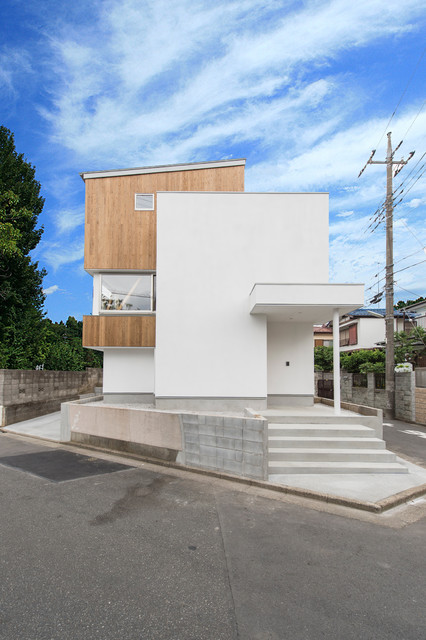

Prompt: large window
[
  {"left": 100, "top": 273, "right": 155, "bottom": 313},
  {"left": 340, "top": 324, "right": 357, "bottom": 347}
]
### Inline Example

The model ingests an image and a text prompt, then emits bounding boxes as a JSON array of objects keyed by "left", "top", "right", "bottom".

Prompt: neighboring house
[
  {"left": 81, "top": 159, "right": 363, "bottom": 410},
  {"left": 339, "top": 308, "right": 416, "bottom": 352},
  {"left": 403, "top": 299, "right": 426, "bottom": 329},
  {"left": 314, "top": 325, "right": 333, "bottom": 347}
]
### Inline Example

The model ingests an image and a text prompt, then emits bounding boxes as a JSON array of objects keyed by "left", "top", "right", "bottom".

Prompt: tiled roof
[
  {"left": 314, "top": 325, "right": 333, "bottom": 334},
  {"left": 346, "top": 308, "right": 415, "bottom": 318}
]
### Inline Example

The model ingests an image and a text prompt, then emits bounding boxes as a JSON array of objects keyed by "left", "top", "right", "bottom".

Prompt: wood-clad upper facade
[
  {"left": 83, "top": 160, "right": 245, "bottom": 271},
  {"left": 82, "top": 159, "right": 245, "bottom": 348}
]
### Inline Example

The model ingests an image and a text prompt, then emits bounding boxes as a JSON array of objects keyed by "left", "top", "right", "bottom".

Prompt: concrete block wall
[
  {"left": 342, "top": 372, "right": 388, "bottom": 411},
  {"left": 315, "top": 370, "right": 419, "bottom": 421},
  {"left": 315, "top": 371, "right": 387, "bottom": 410},
  {"left": 395, "top": 372, "right": 416, "bottom": 422},
  {"left": 0, "top": 368, "right": 103, "bottom": 426},
  {"left": 178, "top": 414, "right": 268, "bottom": 480}
]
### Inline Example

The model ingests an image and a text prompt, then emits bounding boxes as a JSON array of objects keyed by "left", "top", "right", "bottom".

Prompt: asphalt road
[
  {"left": 1, "top": 433, "right": 425, "bottom": 640},
  {"left": 383, "top": 418, "right": 426, "bottom": 468}
]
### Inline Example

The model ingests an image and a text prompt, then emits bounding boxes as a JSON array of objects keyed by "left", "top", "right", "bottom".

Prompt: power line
[
  {"left": 394, "top": 217, "right": 426, "bottom": 249},
  {"left": 394, "top": 283, "right": 425, "bottom": 299},
  {"left": 393, "top": 257, "right": 426, "bottom": 276},
  {"left": 373, "top": 46, "right": 425, "bottom": 151},
  {"left": 401, "top": 99, "right": 426, "bottom": 140},
  {"left": 368, "top": 257, "right": 426, "bottom": 289},
  {"left": 363, "top": 156, "right": 426, "bottom": 235},
  {"left": 366, "top": 247, "right": 426, "bottom": 288}
]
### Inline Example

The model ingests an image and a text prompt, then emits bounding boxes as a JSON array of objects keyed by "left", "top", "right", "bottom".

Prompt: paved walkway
[
  {"left": 2, "top": 409, "right": 426, "bottom": 510},
  {"left": 2, "top": 411, "right": 61, "bottom": 441}
]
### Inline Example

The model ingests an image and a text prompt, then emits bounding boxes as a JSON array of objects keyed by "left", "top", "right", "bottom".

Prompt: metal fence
[
  {"left": 374, "top": 373, "right": 386, "bottom": 389},
  {"left": 353, "top": 373, "right": 368, "bottom": 388}
]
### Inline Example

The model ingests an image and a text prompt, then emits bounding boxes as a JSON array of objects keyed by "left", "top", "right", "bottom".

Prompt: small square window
[{"left": 135, "top": 193, "right": 154, "bottom": 210}]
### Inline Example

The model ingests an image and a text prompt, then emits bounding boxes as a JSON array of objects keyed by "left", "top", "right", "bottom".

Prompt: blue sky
[{"left": 1, "top": 0, "right": 425, "bottom": 322}]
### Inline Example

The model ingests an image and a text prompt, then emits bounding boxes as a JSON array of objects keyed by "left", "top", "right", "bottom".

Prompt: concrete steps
[
  {"left": 268, "top": 437, "right": 386, "bottom": 449},
  {"left": 268, "top": 461, "right": 409, "bottom": 474},
  {"left": 268, "top": 422, "right": 408, "bottom": 475},
  {"left": 268, "top": 449, "right": 396, "bottom": 462},
  {"left": 268, "top": 423, "right": 377, "bottom": 438}
]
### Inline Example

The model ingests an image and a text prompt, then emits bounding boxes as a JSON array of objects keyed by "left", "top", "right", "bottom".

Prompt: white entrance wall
[
  {"left": 155, "top": 192, "right": 329, "bottom": 402},
  {"left": 267, "top": 321, "right": 314, "bottom": 397},
  {"left": 103, "top": 348, "right": 155, "bottom": 393}
]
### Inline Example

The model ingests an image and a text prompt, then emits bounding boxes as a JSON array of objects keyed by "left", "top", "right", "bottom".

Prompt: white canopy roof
[{"left": 250, "top": 283, "right": 364, "bottom": 323}]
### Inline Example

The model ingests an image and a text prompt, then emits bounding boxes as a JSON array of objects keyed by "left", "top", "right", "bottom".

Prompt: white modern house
[
  {"left": 81, "top": 160, "right": 363, "bottom": 410},
  {"left": 63, "top": 158, "right": 408, "bottom": 478}
]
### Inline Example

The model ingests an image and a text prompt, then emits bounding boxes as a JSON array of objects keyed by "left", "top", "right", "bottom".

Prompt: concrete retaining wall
[
  {"left": 178, "top": 414, "right": 268, "bottom": 480},
  {"left": 0, "top": 368, "right": 103, "bottom": 426},
  {"left": 65, "top": 401, "right": 268, "bottom": 481}
]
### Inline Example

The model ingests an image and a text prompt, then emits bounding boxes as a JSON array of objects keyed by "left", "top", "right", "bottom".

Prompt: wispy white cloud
[
  {"left": 40, "top": 0, "right": 426, "bottom": 167},
  {"left": 54, "top": 206, "right": 85, "bottom": 233},
  {"left": 407, "top": 197, "right": 426, "bottom": 209},
  {"left": 43, "top": 284, "right": 60, "bottom": 295},
  {"left": 18, "top": 0, "right": 425, "bottom": 317},
  {"left": 0, "top": 48, "right": 32, "bottom": 94},
  {"left": 42, "top": 239, "right": 84, "bottom": 271}
]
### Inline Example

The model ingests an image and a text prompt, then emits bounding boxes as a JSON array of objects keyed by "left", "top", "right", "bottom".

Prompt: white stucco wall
[
  {"left": 357, "top": 319, "right": 385, "bottom": 350},
  {"left": 267, "top": 322, "right": 314, "bottom": 395},
  {"left": 103, "top": 348, "right": 155, "bottom": 393},
  {"left": 155, "top": 192, "right": 329, "bottom": 399}
]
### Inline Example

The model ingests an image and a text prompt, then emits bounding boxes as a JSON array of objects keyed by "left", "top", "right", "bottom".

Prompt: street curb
[{"left": 64, "top": 439, "right": 426, "bottom": 514}]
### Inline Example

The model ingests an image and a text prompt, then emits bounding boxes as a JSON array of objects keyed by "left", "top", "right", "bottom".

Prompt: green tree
[
  {"left": 314, "top": 345, "right": 334, "bottom": 371},
  {"left": 315, "top": 346, "right": 387, "bottom": 373},
  {"left": 394, "top": 296, "right": 425, "bottom": 310},
  {"left": 42, "top": 317, "right": 103, "bottom": 371},
  {"left": 340, "top": 349, "right": 385, "bottom": 373},
  {"left": 0, "top": 126, "right": 46, "bottom": 368},
  {"left": 394, "top": 327, "right": 426, "bottom": 365}
]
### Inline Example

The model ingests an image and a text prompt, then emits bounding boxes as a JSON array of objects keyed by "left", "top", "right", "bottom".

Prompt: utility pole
[{"left": 359, "top": 132, "right": 414, "bottom": 417}]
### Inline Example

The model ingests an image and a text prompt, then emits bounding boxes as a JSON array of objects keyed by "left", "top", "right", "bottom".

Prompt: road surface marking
[{"left": 402, "top": 429, "right": 426, "bottom": 439}]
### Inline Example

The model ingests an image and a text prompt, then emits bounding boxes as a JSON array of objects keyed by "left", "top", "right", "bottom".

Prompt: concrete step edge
[
  {"left": 268, "top": 448, "right": 395, "bottom": 455},
  {"left": 268, "top": 437, "right": 385, "bottom": 447},
  {"left": 267, "top": 461, "right": 408, "bottom": 474}
]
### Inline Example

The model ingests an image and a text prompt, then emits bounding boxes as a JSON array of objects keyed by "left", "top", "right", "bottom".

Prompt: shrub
[
  {"left": 314, "top": 346, "right": 333, "bottom": 371},
  {"left": 359, "top": 361, "right": 385, "bottom": 374}
]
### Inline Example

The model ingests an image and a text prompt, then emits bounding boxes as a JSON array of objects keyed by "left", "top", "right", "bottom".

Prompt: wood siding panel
[
  {"left": 83, "top": 315, "right": 156, "bottom": 347},
  {"left": 84, "top": 165, "right": 244, "bottom": 271}
]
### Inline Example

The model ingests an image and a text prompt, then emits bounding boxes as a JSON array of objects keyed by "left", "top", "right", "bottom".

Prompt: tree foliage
[
  {"left": 394, "top": 296, "right": 425, "bottom": 310},
  {"left": 0, "top": 127, "right": 102, "bottom": 372},
  {"left": 314, "top": 346, "right": 386, "bottom": 373},
  {"left": 340, "top": 349, "right": 385, "bottom": 373},
  {"left": 394, "top": 327, "right": 426, "bottom": 365},
  {"left": 42, "top": 317, "right": 103, "bottom": 371},
  {"left": 314, "top": 346, "right": 334, "bottom": 371},
  {"left": 359, "top": 361, "right": 385, "bottom": 374},
  {"left": 0, "top": 127, "right": 46, "bottom": 366}
]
